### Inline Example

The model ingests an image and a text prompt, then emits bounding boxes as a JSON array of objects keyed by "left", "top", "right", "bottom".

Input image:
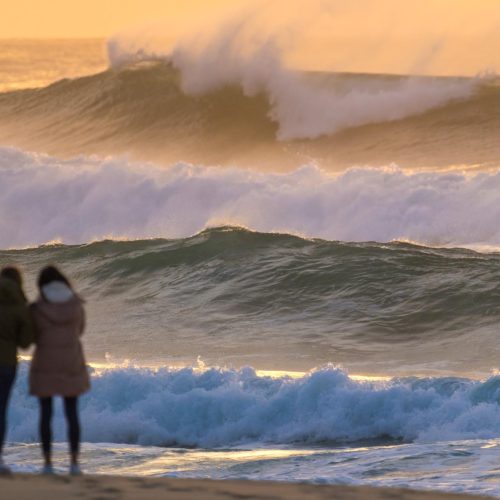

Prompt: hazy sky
[
  {"left": 1, "top": 0, "right": 499, "bottom": 37},
  {"left": 2, "top": 0, "right": 500, "bottom": 75},
  {"left": 1, "top": 0, "right": 234, "bottom": 37}
]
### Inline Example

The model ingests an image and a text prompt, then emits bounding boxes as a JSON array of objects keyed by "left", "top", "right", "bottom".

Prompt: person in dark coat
[
  {"left": 0, "top": 266, "right": 34, "bottom": 474},
  {"left": 30, "top": 266, "right": 89, "bottom": 476}
]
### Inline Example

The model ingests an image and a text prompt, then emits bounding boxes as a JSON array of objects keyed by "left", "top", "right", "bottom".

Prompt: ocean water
[{"left": 0, "top": 39, "right": 498, "bottom": 497}]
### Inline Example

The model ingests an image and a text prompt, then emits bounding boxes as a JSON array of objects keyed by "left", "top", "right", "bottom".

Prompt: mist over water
[{"left": 0, "top": 39, "right": 107, "bottom": 92}]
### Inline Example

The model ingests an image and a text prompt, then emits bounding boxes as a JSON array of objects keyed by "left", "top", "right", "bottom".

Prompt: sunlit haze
[{"left": 2, "top": 0, "right": 500, "bottom": 75}]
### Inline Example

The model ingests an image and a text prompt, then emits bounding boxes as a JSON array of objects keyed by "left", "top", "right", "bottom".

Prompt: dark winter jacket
[{"left": 0, "top": 277, "right": 34, "bottom": 366}]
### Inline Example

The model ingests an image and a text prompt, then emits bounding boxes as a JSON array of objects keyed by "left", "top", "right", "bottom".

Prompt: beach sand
[{"left": 0, "top": 475, "right": 491, "bottom": 500}]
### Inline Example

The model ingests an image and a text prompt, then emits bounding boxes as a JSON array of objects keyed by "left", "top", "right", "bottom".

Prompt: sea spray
[{"left": 108, "top": 32, "right": 475, "bottom": 140}]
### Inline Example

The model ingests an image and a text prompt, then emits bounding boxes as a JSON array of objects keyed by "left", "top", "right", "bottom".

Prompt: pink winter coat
[{"left": 29, "top": 290, "right": 90, "bottom": 398}]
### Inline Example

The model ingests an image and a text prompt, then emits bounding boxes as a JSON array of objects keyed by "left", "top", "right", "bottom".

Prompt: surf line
[{"left": 18, "top": 355, "right": 390, "bottom": 381}]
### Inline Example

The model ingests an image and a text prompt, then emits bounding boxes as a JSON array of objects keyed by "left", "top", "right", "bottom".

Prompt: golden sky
[
  {"left": 0, "top": 0, "right": 235, "bottom": 38},
  {"left": 2, "top": 0, "right": 500, "bottom": 75},
  {"left": 1, "top": 0, "right": 499, "bottom": 38}
]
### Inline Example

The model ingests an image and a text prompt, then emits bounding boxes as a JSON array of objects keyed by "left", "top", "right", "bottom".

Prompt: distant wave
[
  {"left": 3, "top": 147, "right": 500, "bottom": 249},
  {"left": 8, "top": 364, "right": 500, "bottom": 447},
  {"left": 0, "top": 63, "right": 498, "bottom": 169}
]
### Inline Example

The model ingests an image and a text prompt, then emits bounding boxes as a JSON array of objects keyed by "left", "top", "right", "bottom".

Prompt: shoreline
[{"left": 0, "top": 475, "right": 493, "bottom": 500}]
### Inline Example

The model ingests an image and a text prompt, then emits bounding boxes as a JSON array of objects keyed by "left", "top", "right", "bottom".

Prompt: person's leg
[
  {"left": 39, "top": 397, "right": 53, "bottom": 467},
  {"left": 63, "top": 397, "right": 80, "bottom": 466},
  {"left": 0, "top": 366, "right": 17, "bottom": 458}
]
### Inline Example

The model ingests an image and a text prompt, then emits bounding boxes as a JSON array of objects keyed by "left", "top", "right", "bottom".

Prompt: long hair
[
  {"left": 38, "top": 265, "right": 72, "bottom": 290},
  {"left": 1, "top": 266, "right": 23, "bottom": 288}
]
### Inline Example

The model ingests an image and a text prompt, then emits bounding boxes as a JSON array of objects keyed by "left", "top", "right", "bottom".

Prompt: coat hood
[
  {"left": 0, "top": 277, "right": 26, "bottom": 305},
  {"left": 35, "top": 292, "right": 83, "bottom": 325},
  {"left": 42, "top": 281, "right": 74, "bottom": 303}
]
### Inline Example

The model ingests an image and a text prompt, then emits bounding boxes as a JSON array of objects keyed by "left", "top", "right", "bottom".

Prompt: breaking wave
[
  {"left": 0, "top": 63, "right": 498, "bottom": 170},
  {"left": 8, "top": 364, "right": 500, "bottom": 447},
  {"left": 108, "top": 36, "right": 475, "bottom": 140},
  {"left": 3, "top": 146, "right": 500, "bottom": 249}
]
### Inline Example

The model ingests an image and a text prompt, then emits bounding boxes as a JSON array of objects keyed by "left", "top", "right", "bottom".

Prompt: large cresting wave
[
  {"left": 108, "top": 32, "right": 475, "bottom": 141},
  {"left": 0, "top": 62, "right": 498, "bottom": 170},
  {"left": 8, "top": 364, "right": 500, "bottom": 448}
]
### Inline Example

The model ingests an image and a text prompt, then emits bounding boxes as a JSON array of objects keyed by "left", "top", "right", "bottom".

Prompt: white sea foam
[
  {"left": 2, "top": 147, "right": 500, "bottom": 249},
  {"left": 8, "top": 364, "right": 500, "bottom": 447}
]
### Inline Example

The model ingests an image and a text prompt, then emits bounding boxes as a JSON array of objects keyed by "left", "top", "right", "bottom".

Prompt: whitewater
[
  {"left": 3, "top": 365, "right": 500, "bottom": 496},
  {"left": 3, "top": 146, "right": 500, "bottom": 249},
  {"left": 8, "top": 364, "right": 500, "bottom": 447},
  {"left": 0, "top": 39, "right": 498, "bottom": 496}
]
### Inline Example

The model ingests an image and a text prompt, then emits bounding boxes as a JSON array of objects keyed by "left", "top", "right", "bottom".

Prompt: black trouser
[
  {"left": 39, "top": 397, "right": 80, "bottom": 456},
  {"left": 0, "top": 365, "right": 16, "bottom": 455}
]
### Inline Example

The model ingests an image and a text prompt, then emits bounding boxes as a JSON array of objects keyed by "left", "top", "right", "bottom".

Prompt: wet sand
[{"left": 0, "top": 474, "right": 492, "bottom": 500}]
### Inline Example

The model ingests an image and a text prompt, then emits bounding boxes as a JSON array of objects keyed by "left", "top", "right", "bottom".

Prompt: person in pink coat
[{"left": 30, "top": 266, "right": 90, "bottom": 475}]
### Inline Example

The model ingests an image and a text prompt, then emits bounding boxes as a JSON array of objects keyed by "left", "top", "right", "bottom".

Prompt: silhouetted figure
[
  {"left": 0, "top": 266, "right": 34, "bottom": 474},
  {"left": 30, "top": 266, "right": 89, "bottom": 475}
]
